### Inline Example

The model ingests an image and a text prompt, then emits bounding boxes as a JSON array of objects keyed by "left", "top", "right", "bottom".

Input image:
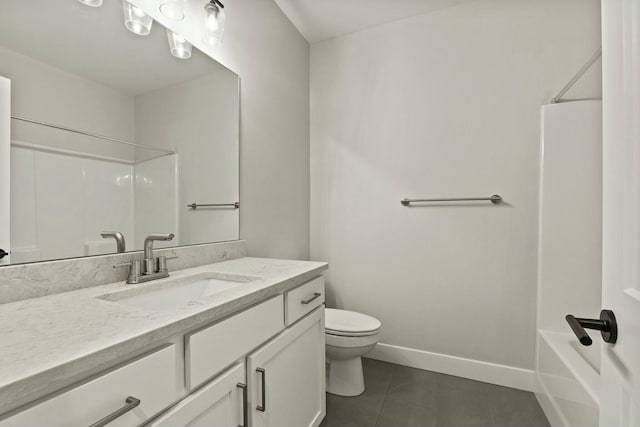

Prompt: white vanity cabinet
[
  {"left": 185, "top": 295, "right": 284, "bottom": 390},
  {"left": 0, "top": 345, "right": 178, "bottom": 427},
  {"left": 0, "top": 276, "right": 326, "bottom": 427},
  {"left": 248, "top": 307, "right": 325, "bottom": 427},
  {"left": 155, "top": 278, "right": 326, "bottom": 427},
  {"left": 149, "top": 363, "right": 246, "bottom": 427},
  {"left": 285, "top": 276, "right": 324, "bottom": 325}
]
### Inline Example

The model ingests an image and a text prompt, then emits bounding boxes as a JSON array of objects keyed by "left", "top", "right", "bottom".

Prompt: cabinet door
[
  {"left": 0, "top": 345, "right": 177, "bottom": 427},
  {"left": 248, "top": 308, "right": 325, "bottom": 427},
  {"left": 149, "top": 363, "right": 246, "bottom": 427}
]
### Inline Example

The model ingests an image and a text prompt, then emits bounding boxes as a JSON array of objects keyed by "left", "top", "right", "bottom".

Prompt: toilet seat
[
  {"left": 326, "top": 330, "right": 380, "bottom": 348},
  {"left": 325, "top": 308, "right": 381, "bottom": 337}
]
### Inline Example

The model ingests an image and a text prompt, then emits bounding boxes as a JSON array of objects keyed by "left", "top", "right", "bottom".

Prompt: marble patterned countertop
[{"left": 0, "top": 257, "right": 328, "bottom": 415}]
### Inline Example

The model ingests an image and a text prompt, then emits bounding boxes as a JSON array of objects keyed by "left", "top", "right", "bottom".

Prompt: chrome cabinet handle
[
  {"left": 237, "top": 383, "right": 248, "bottom": 427},
  {"left": 88, "top": 396, "right": 140, "bottom": 427},
  {"left": 256, "top": 368, "right": 266, "bottom": 412},
  {"left": 301, "top": 292, "right": 322, "bottom": 305}
]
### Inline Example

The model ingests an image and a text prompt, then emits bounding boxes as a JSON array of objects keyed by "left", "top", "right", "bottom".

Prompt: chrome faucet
[
  {"left": 114, "top": 233, "right": 176, "bottom": 284},
  {"left": 101, "top": 231, "right": 126, "bottom": 253},
  {"left": 143, "top": 233, "right": 175, "bottom": 274}
]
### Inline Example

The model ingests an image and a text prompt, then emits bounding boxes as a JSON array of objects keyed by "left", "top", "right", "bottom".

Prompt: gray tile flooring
[{"left": 320, "top": 359, "right": 551, "bottom": 427}]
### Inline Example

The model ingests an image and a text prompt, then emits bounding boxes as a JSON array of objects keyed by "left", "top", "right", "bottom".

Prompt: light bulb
[
  {"left": 203, "top": 1, "right": 225, "bottom": 47},
  {"left": 122, "top": 0, "right": 153, "bottom": 36},
  {"left": 159, "top": 0, "right": 186, "bottom": 21},
  {"left": 166, "top": 29, "right": 192, "bottom": 59},
  {"left": 77, "top": 0, "right": 103, "bottom": 6}
]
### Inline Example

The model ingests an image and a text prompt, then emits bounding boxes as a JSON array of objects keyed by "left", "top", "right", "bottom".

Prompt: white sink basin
[{"left": 97, "top": 272, "right": 260, "bottom": 311}]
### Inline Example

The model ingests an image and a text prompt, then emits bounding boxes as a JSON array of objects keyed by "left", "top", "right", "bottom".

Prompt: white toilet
[{"left": 325, "top": 308, "right": 382, "bottom": 396}]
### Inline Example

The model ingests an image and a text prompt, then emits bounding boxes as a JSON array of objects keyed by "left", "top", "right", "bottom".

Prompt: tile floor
[{"left": 320, "top": 359, "right": 551, "bottom": 427}]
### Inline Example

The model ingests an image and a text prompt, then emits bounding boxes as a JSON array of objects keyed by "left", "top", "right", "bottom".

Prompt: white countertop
[{"left": 0, "top": 257, "right": 327, "bottom": 415}]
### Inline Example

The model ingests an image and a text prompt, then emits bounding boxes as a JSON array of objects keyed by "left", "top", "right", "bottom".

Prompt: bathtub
[{"left": 536, "top": 331, "right": 600, "bottom": 427}]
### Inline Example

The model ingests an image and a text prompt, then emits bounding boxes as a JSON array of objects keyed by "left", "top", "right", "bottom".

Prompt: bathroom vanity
[
  {"left": 0, "top": 256, "right": 327, "bottom": 427},
  {"left": 0, "top": 1, "right": 328, "bottom": 425}
]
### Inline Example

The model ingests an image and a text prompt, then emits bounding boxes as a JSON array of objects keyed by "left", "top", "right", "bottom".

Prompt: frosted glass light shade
[
  {"left": 122, "top": 0, "right": 153, "bottom": 36},
  {"left": 159, "top": 0, "right": 186, "bottom": 21},
  {"left": 78, "top": 0, "right": 103, "bottom": 6},
  {"left": 203, "top": 1, "right": 225, "bottom": 47},
  {"left": 166, "top": 30, "right": 192, "bottom": 59}
]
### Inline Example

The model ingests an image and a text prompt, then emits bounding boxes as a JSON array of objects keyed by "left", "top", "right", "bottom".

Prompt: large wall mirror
[{"left": 0, "top": 0, "right": 239, "bottom": 266}]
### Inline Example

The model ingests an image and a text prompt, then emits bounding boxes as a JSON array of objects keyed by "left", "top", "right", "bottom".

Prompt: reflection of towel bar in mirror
[
  {"left": 188, "top": 202, "right": 240, "bottom": 209},
  {"left": 401, "top": 195, "right": 502, "bottom": 206}
]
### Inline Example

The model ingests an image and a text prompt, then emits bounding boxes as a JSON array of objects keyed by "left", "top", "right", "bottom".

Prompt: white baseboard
[
  {"left": 367, "top": 342, "right": 535, "bottom": 392},
  {"left": 535, "top": 374, "right": 569, "bottom": 427}
]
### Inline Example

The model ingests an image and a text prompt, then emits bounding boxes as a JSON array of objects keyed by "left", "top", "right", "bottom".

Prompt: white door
[
  {"left": 248, "top": 308, "right": 325, "bottom": 427},
  {"left": 601, "top": 0, "right": 640, "bottom": 425},
  {"left": 149, "top": 363, "right": 245, "bottom": 427},
  {"left": 0, "top": 76, "right": 9, "bottom": 265}
]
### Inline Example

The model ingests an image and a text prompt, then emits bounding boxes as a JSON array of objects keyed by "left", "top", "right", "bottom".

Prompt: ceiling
[
  {"left": 0, "top": 0, "right": 226, "bottom": 95},
  {"left": 273, "top": 0, "right": 477, "bottom": 44}
]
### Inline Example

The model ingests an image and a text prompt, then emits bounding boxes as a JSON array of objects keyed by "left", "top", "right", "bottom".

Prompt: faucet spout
[
  {"left": 143, "top": 233, "right": 175, "bottom": 273},
  {"left": 101, "top": 231, "right": 126, "bottom": 253}
]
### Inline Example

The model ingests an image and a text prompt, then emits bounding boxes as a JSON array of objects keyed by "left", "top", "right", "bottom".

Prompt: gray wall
[
  {"left": 310, "top": 0, "right": 601, "bottom": 373},
  {"left": 174, "top": 0, "right": 311, "bottom": 260}
]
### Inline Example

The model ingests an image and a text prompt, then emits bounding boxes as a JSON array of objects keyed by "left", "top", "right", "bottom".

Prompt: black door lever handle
[{"left": 565, "top": 309, "right": 617, "bottom": 346}]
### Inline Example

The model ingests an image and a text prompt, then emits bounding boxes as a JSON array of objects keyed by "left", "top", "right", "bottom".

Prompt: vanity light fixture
[
  {"left": 159, "top": 0, "right": 186, "bottom": 21},
  {"left": 203, "top": 0, "right": 225, "bottom": 47},
  {"left": 122, "top": 0, "right": 154, "bottom": 36},
  {"left": 77, "top": 0, "right": 103, "bottom": 6},
  {"left": 166, "top": 29, "right": 192, "bottom": 59}
]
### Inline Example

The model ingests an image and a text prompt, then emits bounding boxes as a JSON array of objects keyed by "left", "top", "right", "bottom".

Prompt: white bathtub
[{"left": 536, "top": 331, "right": 600, "bottom": 427}]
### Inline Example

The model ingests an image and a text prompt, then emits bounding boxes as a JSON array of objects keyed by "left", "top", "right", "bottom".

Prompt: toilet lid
[{"left": 325, "top": 308, "right": 381, "bottom": 334}]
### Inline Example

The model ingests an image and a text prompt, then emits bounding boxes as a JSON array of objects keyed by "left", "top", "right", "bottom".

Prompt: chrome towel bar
[
  {"left": 401, "top": 195, "right": 502, "bottom": 206},
  {"left": 188, "top": 202, "right": 240, "bottom": 209}
]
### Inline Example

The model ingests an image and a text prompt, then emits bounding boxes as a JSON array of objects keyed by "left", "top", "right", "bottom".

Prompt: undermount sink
[{"left": 97, "top": 272, "right": 261, "bottom": 311}]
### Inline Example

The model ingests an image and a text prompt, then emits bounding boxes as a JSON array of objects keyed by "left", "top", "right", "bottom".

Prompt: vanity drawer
[
  {"left": 0, "top": 345, "right": 177, "bottom": 427},
  {"left": 185, "top": 295, "right": 284, "bottom": 390},
  {"left": 285, "top": 276, "right": 325, "bottom": 325}
]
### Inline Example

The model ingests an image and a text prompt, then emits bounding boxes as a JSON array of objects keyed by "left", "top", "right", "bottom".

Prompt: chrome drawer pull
[
  {"left": 256, "top": 368, "right": 266, "bottom": 412},
  {"left": 237, "top": 383, "right": 248, "bottom": 427},
  {"left": 301, "top": 292, "right": 322, "bottom": 305},
  {"left": 89, "top": 396, "right": 140, "bottom": 427}
]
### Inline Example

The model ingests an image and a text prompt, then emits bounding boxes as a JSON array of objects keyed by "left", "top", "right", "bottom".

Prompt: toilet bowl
[{"left": 325, "top": 308, "right": 382, "bottom": 396}]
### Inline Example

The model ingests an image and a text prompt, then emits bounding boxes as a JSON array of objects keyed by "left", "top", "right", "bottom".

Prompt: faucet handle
[
  {"left": 157, "top": 256, "right": 179, "bottom": 273},
  {"left": 114, "top": 260, "right": 142, "bottom": 280},
  {"left": 113, "top": 262, "right": 131, "bottom": 269}
]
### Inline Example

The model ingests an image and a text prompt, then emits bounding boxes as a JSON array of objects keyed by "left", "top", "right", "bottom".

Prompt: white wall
[
  {"left": 0, "top": 46, "right": 136, "bottom": 160},
  {"left": 135, "top": 71, "right": 239, "bottom": 246},
  {"left": 134, "top": 155, "right": 178, "bottom": 251},
  {"left": 2, "top": 46, "right": 138, "bottom": 262},
  {"left": 132, "top": 0, "right": 311, "bottom": 260},
  {"left": 10, "top": 146, "right": 134, "bottom": 262},
  {"left": 310, "top": 0, "right": 601, "bottom": 374},
  {"left": 537, "top": 102, "right": 602, "bottom": 333}
]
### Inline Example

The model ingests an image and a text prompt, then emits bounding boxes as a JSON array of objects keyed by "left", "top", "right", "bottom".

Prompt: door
[
  {"left": 0, "top": 76, "right": 9, "bottom": 265},
  {"left": 601, "top": 0, "right": 640, "bottom": 425},
  {"left": 149, "top": 363, "right": 246, "bottom": 427},
  {"left": 247, "top": 308, "right": 325, "bottom": 427}
]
